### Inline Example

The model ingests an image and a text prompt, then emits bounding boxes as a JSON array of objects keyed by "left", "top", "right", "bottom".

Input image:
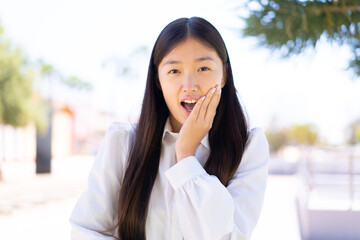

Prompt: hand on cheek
[{"left": 175, "top": 84, "right": 222, "bottom": 162}]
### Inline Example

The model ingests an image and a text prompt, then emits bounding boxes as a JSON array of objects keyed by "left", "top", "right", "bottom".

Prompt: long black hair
[{"left": 117, "top": 17, "right": 248, "bottom": 240}]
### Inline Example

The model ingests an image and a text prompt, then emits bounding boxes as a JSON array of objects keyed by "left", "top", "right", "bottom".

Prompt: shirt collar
[{"left": 162, "top": 118, "right": 210, "bottom": 150}]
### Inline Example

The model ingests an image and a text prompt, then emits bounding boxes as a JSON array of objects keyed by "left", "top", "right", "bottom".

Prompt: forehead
[{"left": 159, "top": 37, "right": 221, "bottom": 66}]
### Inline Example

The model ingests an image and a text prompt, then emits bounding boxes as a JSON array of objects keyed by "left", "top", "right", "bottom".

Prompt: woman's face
[{"left": 158, "top": 37, "right": 225, "bottom": 132}]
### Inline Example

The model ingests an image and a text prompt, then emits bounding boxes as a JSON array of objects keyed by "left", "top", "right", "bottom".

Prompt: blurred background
[{"left": 0, "top": 0, "right": 360, "bottom": 239}]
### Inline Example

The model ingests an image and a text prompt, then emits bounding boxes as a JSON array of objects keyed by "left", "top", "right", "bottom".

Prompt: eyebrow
[{"left": 162, "top": 56, "right": 216, "bottom": 66}]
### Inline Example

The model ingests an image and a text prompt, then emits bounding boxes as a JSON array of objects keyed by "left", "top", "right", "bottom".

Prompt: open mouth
[{"left": 181, "top": 99, "right": 197, "bottom": 112}]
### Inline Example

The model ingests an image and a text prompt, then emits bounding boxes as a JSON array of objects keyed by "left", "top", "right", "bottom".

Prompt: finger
[
  {"left": 205, "top": 85, "right": 221, "bottom": 120},
  {"left": 198, "top": 86, "right": 217, "bottom": 120},
  {"left": 189, "top": 95, "right": 205, "bottom": 121}
]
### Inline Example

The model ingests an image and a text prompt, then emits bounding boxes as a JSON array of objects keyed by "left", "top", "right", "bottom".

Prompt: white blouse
[{"left": 70, "top": 119, "right": 269, "bottom": 240}]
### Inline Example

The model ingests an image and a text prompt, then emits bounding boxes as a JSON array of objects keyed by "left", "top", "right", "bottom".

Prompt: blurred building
[
  {"left": 0, "top": 103, "right": 74, "bottom": 163},
  {"left": 0, "top": 101, "right": 122, "bottom": 164},
  {"left": 0, "top": 123, "right": 36, "bottom": 163}
]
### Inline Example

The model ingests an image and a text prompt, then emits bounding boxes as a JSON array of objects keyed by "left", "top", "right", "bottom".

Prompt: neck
[{"left": 169, "top": 116, "right": 182, "bottom": 133}]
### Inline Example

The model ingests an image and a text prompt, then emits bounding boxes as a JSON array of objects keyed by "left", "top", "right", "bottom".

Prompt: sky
[{"left": 0, "top": 0, "right": 360, "bottom": 144}]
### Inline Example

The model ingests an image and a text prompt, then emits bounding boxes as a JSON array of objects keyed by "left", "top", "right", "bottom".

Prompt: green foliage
[
  {"left": 266, "top": 123, "right": 319, "bottom": 152},
  {"left": 32, "top": 95, "right": 49, "bottom": 133},
  {"left": 242, "top": 0, "right": 360, "bottom": 77},
  {"left": 288, "top": 124, "right": 319, "bottom": 145},
  {"left": 38, "top": 59, "right": 54, "bottom": 76},
  {"left": 63, "top": 76, "right": 92, "bottom": 90},
  {"left": 0, "top": 29, "right": 37, "bottom": 127},
  {"left": 0, "top": 23, "right": 90, "bottom": 130},
  {"left": 266, "top": 129, "right": 288, "bottom": 152},
  {"left": 37, "top": 59, "right": 92, "bottom": 90},
  {"left": 0, "top": 23, "right": 50, "bottom": 130},
  {"left": 355, "top": 127, "right": 360, "bottom": 144},
  {"left": 346, "top": 118, "right": 360, "bottom": 144}
]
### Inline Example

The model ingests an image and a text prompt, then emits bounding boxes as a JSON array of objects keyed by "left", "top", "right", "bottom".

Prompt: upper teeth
[{"left": 183, "top": 99, "right": 197, "bottom": 104}]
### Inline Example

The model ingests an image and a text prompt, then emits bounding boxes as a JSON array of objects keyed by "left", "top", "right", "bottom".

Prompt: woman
[{"left": 70, "top": 17, "right": 269, "bottom": 240}]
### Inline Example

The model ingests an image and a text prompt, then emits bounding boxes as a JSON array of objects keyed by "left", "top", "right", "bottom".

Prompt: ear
[
  {"left": 220, "top": 79, "right": 226, "bottom": 88},
  {"left": 221, "top": 64, "right": 228, "bottom": 88}
]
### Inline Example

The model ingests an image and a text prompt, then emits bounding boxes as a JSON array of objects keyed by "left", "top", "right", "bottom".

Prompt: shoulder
[
  {"left": 107, "top": 121, "right": 136, "bottom": 134},
  {"left": 100, "top": 122, "right": 136, "bottom": 157},
  {"left": 246, "top": 128, "right": 268, "bottom": 150},
  {"left": 94, "top": 122, "right": 136, "bottom": 177},
  {"left": 105, "top": 122, "right": 136, "bottom": 141},
  {"left": 238, "top": 127, "right": 269, "bottom": 170}
]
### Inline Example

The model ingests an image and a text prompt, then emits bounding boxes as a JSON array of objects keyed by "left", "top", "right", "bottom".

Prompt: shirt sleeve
[
  {"left": 165, "top": 128, "right": 269, "bottom": 240},
  {"left": 69, "top": 122, "right": 133, "bottom": 240}
]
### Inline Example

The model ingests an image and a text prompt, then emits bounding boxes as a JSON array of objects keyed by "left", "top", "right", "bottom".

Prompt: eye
[
  {"left": 168, "top": 69, "right": 180, "bottom": 74},
  {"left": 198, "top": 67, "right": 210, "bottom": 72}
]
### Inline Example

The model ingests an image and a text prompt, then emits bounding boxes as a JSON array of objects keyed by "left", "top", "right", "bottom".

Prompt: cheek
[
  {"left": 159, "top": 80, "right": 178, "bottom": 104},
  {"left": 199, "top": 71, "right": 223, "bottom": 88},
  {"left": 163, "top": 90, "right": 174, "bottom": 104},
  {"left": 160, "top": 79, "right": 176, "bottom": 94}
]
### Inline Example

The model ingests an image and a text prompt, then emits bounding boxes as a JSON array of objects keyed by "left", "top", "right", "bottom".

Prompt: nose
[{"left": 182, "top": 73, "right": 198, "bottom": 93}]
